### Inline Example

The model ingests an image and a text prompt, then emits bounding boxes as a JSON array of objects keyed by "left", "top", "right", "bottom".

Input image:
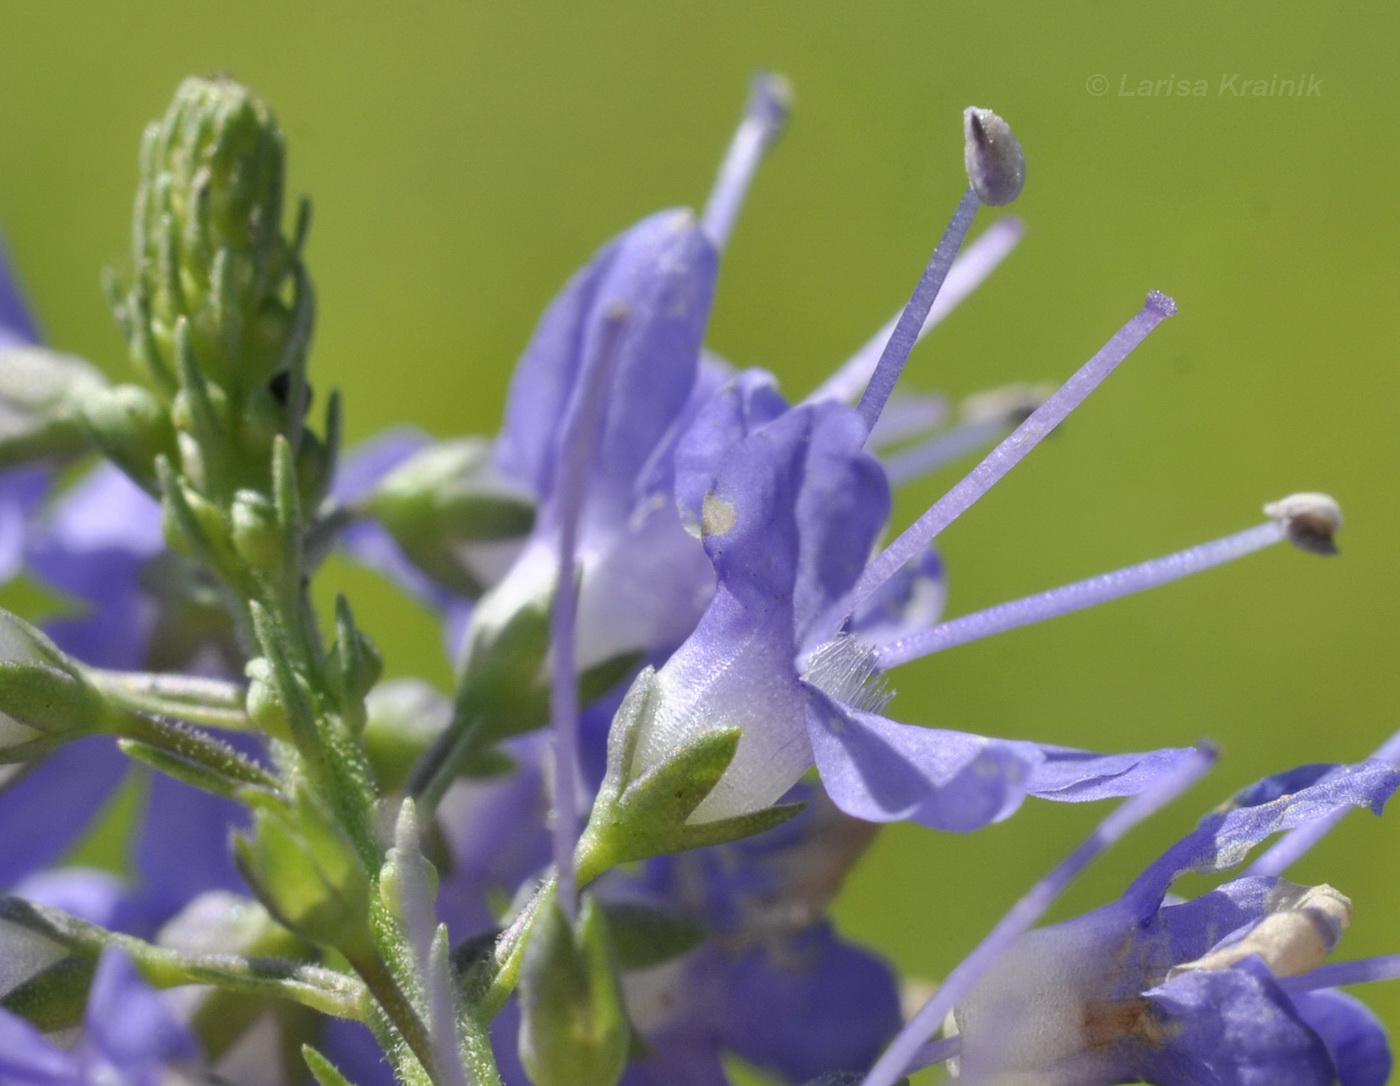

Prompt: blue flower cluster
[{"left": 0, "top": 74, "right": 1394, "bottom": 1086}]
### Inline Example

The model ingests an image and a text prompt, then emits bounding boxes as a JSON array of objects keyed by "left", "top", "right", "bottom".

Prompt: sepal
[
  {"left": 328, "top": 595, "right": 382, "bottom": 730},
  {"left": 303, "top": 1045, "right": 360, "bottom": 1086},
  {"left": 518, "top": 894, "right": 630, "bottom": 1086},
  {"left": 0, "top": 952, "right": 95, "bottom": 1032},
  {"left": 577, "top": 668, "right": 803, "bottom": 880}
]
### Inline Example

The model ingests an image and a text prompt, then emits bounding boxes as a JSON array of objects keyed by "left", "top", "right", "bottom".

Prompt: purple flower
[
  {"left": 464, "top": 208, "right": 720, "bottom": 678},
  {"left": 0, "top": 946, "right": 201, "bottom": 1085},
  {"left": 949, "top": 760, "right": 1400, "bottom": 1086},
  {"left": 626, "top": 385, "right": 1191, "bottom": 829}
]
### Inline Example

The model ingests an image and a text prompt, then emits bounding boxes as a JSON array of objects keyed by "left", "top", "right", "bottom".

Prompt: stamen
[
  {"left": 1278, "top": 955, "right": 1400, "bottom": 994},
  {"left": 853, "top": 105, "right": 1027, "bottom": 433},
  {"left": 858, "top": 746, "right": 1216, "bottom": 1086},
  {"left": 866, "top": 393, "right": 950, "bottom": 451},
  {"left": 549, "top": 308, "right": 629, "bottom": 920},
  {"left": 808, "top": 217, "right": 1024, "bottom": 406},
  {"left": 872, "top": 495, "right": 1334, "bottom": 669},
  {"left": 1248, "top": 725, "right": 1400, "bottom": 878},
  {"left": 963, "top": 107, "right": 1026, "bottom": 206},
  {"left": 701, "top": 72, "right": 792, "bottom": 252},
  {"left": 841, "top": 292, "right": 1177, "bottom": 626},
  {"left": 881, "top": 384, "right": 1049, "bottom": 485},
  {"left": 854, "top": 187, "right": 981, "bottom": 433}
]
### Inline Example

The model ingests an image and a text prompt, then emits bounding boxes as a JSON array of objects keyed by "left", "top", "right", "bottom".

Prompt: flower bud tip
[
  {"left": 1264, "top": 492, "right": 1342, "bottom": 555},
  {"left": 963, "top": 107, "right": 1025, "bottom": 206}
]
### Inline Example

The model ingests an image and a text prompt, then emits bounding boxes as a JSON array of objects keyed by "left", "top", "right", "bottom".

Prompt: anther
[
  {"left": 1263, "top": 492, "right": 1342, "bottom": 556},
  {"left": 963, "top": 107, "right": 1025, "bottom": 207}
]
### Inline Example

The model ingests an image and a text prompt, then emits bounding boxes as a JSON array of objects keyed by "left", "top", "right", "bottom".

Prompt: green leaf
[{"left": 304, "top": 1044, "right": 360, "bottom": 1086}]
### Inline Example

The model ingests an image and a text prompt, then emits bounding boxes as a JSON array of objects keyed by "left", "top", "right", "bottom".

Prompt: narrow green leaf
[{"left": 304, "top": 1044, "right": 360, "bottom": 1086}]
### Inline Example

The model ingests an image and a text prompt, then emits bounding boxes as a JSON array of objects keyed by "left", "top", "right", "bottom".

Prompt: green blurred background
[{"left": 1, "top": 2, "right": 1396, "bottom": 1079}]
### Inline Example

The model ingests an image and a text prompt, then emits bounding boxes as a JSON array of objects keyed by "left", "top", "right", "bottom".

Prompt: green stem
[
  {"left": 104, "top": 707, "right": 279, "bottom": 791},
  {"left": 407, "top": 710, "right": 485, "bottom": 816},
  {"left": 464, "top": 874, "right": 557, "bottom": 1020},
  {"left": 88, "top": 669, "right": 253, "bottom": 731},
  {"left": 345, "top": 948, "right": 440, "bottom": 1082},
  {"left": 0, "top": 896, "right": 360, "bottom": 1019},
  {"left": 459, "top": 1009, "right": 505, "bottom": 1086}
]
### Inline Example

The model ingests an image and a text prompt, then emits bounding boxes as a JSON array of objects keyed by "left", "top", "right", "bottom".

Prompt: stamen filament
[
  {"left": 1278, "top": 955, "right": 1400, "bottom": 994},
  {"left": 549, "top": 309, "right": 628, "bottom": 921},
  {"left": 906, "top": 1035, "right": 960, "bottom": 1073},
  {"left": 809, "top": 217, "right": 1024, "bottom": 405},
  {"left": 844, "top": 292, "right": 1176, "bottom": 623},
  {"left": 1248, "top": 726, "right": 1400, "bottom": 878},
  {"left": 859, "top": 745, "right": 1216, "bottom": 1086},
  {"left": 855, "top": 187, "right": 981, "bottom": 433},
  {"left": 873, "top": 519, "right": 1286, "bottom": 669},
  {"left": 701, "top": 73, "right": 791, "bottom": 252}
]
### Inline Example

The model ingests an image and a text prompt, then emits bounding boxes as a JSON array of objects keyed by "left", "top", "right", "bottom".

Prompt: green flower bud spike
[
  {"left": 115, "top": 75, "right": 326, "bottom": 505},
  {"left": 129, "top": 75, "right": 302, "bottom": 393}
]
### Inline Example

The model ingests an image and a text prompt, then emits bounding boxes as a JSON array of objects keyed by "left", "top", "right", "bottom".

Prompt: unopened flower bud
[
  {"left": 518, "top": 896, "right": 629, "bottom": 1086},
  {"left": 230, "top": 488, "right": 284, "bottom": 572},
  {"left": 79, "top": 383, "right": 178, "bottom": 490},
  {"left": 0, "top": 609, "right": 101, "bottom": 753},
  {"left": 233, "top": 789, "right": 371, "bottom": 951},
  {"left": 0, "top": 346, "right": 108, "bottom": 467},
  {"left": 963, "top": 107, "right": 1025, "bottom": 206},
  {"left": 360, "top": 437, "right": 535, "bottom": 598},
  {"left": 244, "top": 657, "right": 293, "bottom": 741}
]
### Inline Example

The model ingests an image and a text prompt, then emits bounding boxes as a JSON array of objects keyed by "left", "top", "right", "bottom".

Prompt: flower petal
[
  {"left": 1125, "top": 760, "right": 1400, "bottom": 912},
  {"left": 807, "top": 702, "right": 1034, "bottom": 831},
  {"left": 1145, "top": 959, "right": 1336, "bottom": 1086},
  {"left": 0, "top": 738, "right": 127, "bottom": 888},
  {"left": 720, "top": 922, "right": 900, "bottom": 1082},
  {"left": 496, "top": 209, "right": 717, "bottom": 512},
  {"left": 1290, "top": 988, "right": 1392, "bottom": 1086}
]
